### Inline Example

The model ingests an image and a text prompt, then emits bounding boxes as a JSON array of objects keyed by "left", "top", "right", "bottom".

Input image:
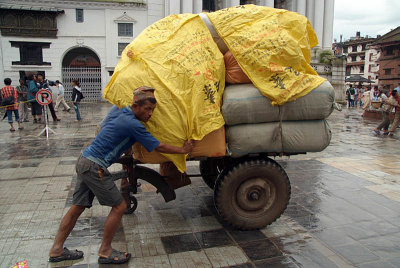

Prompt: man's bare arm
[{"left": 156, "top": 140, "right": 194, "bottom": 154}]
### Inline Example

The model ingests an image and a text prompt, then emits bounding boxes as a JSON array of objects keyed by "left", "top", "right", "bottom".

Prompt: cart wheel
[
  {"left": 199, "top": 159, "right": 225, "bottom": 189},
  {"left": 214, "top": 158, "right": 291, "bottom": 230},
  {"left": 124, "top": 194, "right": 138, "bottom": 215}
]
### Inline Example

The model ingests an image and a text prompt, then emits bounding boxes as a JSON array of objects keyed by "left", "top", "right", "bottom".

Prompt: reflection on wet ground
[{"left": 0, "top": 104, "right": 399, "bottom": 267}]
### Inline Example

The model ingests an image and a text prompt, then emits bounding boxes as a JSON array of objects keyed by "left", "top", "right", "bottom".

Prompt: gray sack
[
  {"left": 227, "top": 120, "right": 331, "bottom": 157},
  {"left": 222, "top": 81, "right": 335, "bottom": 126}
]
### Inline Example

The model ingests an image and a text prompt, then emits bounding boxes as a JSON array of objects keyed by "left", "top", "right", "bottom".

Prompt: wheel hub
[
  {"left": 249, "top": 191, "right": 260, "bottom": 201},
  {"left": 236, "top": 178, "right": 275, "bottom": 211}
]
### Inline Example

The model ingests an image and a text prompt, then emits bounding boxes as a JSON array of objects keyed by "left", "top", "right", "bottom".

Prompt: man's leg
[
  {"left": 77, "top": 160, "right": 130, "bottom": 262},
  {"left": 74, "top": 102, "right": 81, "bottom": 120},
  {"left": 31, "top": 102, "right": 37, "bottom": 122},
  {"left": 7, "top": 110, "right": 15, "bottom": 130},
  {"left": 54, "top": 96, "right": 61, "bottom": 111},
  {"left": 376, "top": 112, "right": 389, "bottom": 131},
  {"left": 14, "top": 110, "right": 22, "bottom": 129},
  {"left": 18, "top": 103, "right": 24, "bottom": 122},
  {"left": 49, "top": 205, "right": 86, "bottom": 257},
  {"left": 382, "top": 113, "right": 390, "bottom": 133},
  {"left": 62, "top": 97, "right": 71, "bottom": 110},
  {"left": 24, "top": 103, "right": 29, "bottom": 121},
  {"left": 34, "top": 102, "right": 42, "bottom": 122},
  {"left": 98, "top": 200, "right": 127, "bottom": 257},
  {"left": 48, "top": 102, "right": 59, "bottom": 121},
  {"left": 389, "top": 112, "right": 400, "bottom": 135}
]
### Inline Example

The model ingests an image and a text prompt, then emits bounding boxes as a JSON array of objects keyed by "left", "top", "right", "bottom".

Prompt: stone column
[
  {"left": 164, "top": 0, "right": 170, "bottom": 16},
  {"left": 306, "top": 0, "right": 315, "bottom": 27},
  {"left": 226, "top": 0, "right": 240, "bottom": 7},
  {"left": 182, "top": 0, "right": 193, "bottom": 13},
  {"left": 193, "top": 0, "right": 202, "bottom": 13},
  {"left": 258, "top": 0, "right": 274, "bottom": 7},
  {"left": 296, "top": 0, "right": 306, "bottom": 16},
  {"left": 323, "top": 0, "right": 334, "bottom": 49},
  {"left": 286, "top": 0, "right": 297, "bottom": 11},
  {"left": 215, "top": 0, "right": 224, "bottom": 10},
  {"left": 331, "top": 59, "right": 346, "bottom": 102},
  {"left": 169, "top": 0, "right": 180, "bottom": 14},
  {"left": 313, "top": 0, "right": 324, "bottom": 47}
]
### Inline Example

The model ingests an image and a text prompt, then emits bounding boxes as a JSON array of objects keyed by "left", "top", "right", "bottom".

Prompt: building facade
[
  {"left": 372, "top": 27, "right": 400, "bottom": 91},
  {"left": 332, "top": 32, "right": 380, "bottom": 86},
  {"left": 0, "top": 0, "right": 334, "bottom": 101}
]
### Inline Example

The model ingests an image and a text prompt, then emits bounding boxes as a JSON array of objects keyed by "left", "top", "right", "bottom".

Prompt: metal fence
[{"left": 61, "top": 67, "right": 102, "bottom": 102}]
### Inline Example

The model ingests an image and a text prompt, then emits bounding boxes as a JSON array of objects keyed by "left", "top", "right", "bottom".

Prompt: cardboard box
[{"left": 133, "top": 126, "right": 226, "bottom": 163}]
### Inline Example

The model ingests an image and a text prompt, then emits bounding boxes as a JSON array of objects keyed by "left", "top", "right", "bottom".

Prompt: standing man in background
[
  {"left": 54, "top": 80, "right": 70, "bottom": 112},
  {"left": 37, "top": 74, "right": 61, "bottom": 122},
  {"left": 16, "top": 79, "right": 29, "bottom": 122},
  {"left": 27, "top": 74, "right": 42, "bottom": 123}
]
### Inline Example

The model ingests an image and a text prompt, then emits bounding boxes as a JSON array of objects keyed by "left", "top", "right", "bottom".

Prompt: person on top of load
[{"left": 49, "top": 86, "right": 194, "bottom": 265}]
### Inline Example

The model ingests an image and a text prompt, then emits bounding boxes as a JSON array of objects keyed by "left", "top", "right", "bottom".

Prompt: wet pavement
[{"left": 0, "top": 103, "right": 400, "bottom": 267}]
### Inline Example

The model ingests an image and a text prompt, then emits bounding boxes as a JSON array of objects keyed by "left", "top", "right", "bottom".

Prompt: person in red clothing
[{"left": 1, "top": 78, "right": 23, "bottom": 131}]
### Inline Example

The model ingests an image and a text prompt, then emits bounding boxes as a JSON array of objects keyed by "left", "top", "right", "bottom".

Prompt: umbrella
[{"left": 345, "top": 75, "right": 372, "bottom": 83}]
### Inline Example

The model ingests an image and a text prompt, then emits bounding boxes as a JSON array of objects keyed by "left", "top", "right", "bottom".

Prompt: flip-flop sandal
[
  {"left": 48, "top": 247, "right": 84, "bottom": 262},
  {"left": 18, "top": 127, "right": 24, "bottom": 130},
  {"left": 98, "top": 249, "right": 131, "bottom": 264},
  {"left": 9, "top": 128, "right": 15, "bottom": 132}
]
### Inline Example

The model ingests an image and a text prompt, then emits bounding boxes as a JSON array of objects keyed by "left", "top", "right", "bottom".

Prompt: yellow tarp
[
  {"left": 206, "top": 5, "right": 326, "bottom": 105},
  {"left": 104, "top": 5, "right": 327, "bottom": 171},
  {"left": 103, "top": 14, "right": 225, "bottom": 172}
]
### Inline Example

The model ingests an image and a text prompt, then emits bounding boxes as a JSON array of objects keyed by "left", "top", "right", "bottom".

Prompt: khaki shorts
[{"left": 72, "top": 155, "right": 123, "bottom": 208}]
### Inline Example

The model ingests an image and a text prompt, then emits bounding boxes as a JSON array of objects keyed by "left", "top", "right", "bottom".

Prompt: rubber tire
[
  {"left": 199, "top": 159, "right": 225, "bottom": 189},
  {"left": 214, "top": 158, "right": 291, "bottom": 230}
]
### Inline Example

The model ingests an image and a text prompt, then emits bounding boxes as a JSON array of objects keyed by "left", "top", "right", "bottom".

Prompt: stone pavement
[{"left": 0, "top": 103, "right": 399, "bottom": 268}]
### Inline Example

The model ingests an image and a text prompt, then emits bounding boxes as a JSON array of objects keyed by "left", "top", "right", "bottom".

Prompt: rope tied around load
[{"left": 272, "top": 105, "right": 285, "bottom": 156}]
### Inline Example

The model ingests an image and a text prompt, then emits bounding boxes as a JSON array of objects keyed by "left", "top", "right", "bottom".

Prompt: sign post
[{"left": 36, "top": 89, "right": 57, "bottom": 139}]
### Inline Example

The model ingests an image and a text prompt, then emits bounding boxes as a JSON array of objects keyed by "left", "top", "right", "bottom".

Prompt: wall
[
  {"left": 364, "top": 48, "right": 380, "bottom": 84},
  {"left": 0, "top": 0, "right": 148, "bottom": 96},
  {"left": 331, "top": 60, "right": 347, "bottom": 101},
  {"left": 378, "top": 45, "right": 400, "bottom": 90},
  {"left": 311, "top": 61, "right": 346, "bottom": 102}
]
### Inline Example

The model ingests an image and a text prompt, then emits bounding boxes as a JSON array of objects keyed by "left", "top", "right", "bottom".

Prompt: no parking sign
[{"left": 36, "top": 89, "right": 53, "bottom": 105}]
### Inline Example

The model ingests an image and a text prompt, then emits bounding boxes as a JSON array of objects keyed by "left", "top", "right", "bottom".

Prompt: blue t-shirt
[
  {"left": 27, "top": 80, "right": 38, "bottom": 102},
  {"left": 83, "top": 107, "right": 160, "bottom": 168},
  {"left": 99, "top": 105, "right": 119, "bottom": 128}
]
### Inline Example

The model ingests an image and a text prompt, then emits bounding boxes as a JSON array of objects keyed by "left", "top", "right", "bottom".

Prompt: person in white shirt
[{"left": 54, "top": 80, "right": 70, "bottom": 112}]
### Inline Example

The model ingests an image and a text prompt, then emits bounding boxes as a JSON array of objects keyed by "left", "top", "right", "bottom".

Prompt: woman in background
[{"left": 71, "top": 79, "right": 83, "bottom": 121}]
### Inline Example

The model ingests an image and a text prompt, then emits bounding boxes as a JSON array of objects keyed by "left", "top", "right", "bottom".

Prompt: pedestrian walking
[
  {"left": 72, "top": 79, "right": 83, "bottom": 121},
  {"left": 354, "top": 87, "right": 359, "bottom": 107},
  {"left": 346, "top": 84, "right": 356, "bottom": 108},
  {"left": 358, "top": 86, "right": 365, "bottom": 107},
  {"left": 1, "top": 78, "right": 23, "bottom": 131},
  {"left": 389, "top": 90, "right": 400, "bottom": 136},
  {"left": 48, "top": 86, "right": 194, "bottom": 264},
  {"left": 54, "top": 80, "right": 70, "bottom": 112},
  {"left": 16, "top": 79, "right": 29, "bottom": 122},
  {"left": 374, "top": 90, "right": 398, "bottom": 135},
  {"left": 27, "top": 74, "right": 42, "bottom": 123}
]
